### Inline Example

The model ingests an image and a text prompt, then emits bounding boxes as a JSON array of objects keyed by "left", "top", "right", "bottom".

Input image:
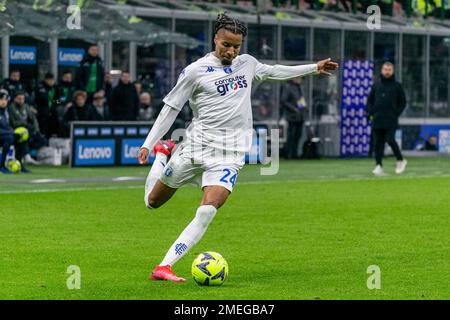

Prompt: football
[
  {"left": 14, "top": 127, "right": 29, "bottom": 143},
  {"left": 191, "top": 252, "right": 228, "bottom": 286},
  {"left": 6, "top": 159, "right": 21, "bottom": 173}
]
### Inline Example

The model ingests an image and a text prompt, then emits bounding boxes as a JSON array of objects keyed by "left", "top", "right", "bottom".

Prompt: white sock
[
  {"left": 160, "top": 205, "right": 217, "bottom": 267},
  {"left": 144, "top": 153, "right": 167, "bottom": 208}
]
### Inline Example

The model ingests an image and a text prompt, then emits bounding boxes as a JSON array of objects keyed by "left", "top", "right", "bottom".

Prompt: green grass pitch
[{"left": 0, "top": 157, "right": 449, "bottom": 299}]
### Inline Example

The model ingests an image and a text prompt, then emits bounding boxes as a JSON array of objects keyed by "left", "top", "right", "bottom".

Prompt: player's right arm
[
  {"left": 138, "top": 65, "right": 197, "bottom": 164},
  {"left": 137, "top": 104, "right": 180, "bottom": 164}
]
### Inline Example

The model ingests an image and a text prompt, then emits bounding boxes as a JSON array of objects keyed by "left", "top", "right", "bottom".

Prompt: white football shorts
[{"left": 159, "top": 141, "right": 245, "bottom": 192}]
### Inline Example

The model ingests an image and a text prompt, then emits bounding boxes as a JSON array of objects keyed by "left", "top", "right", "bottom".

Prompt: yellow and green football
[
  {"left": 14, "top": 127, "right": 29, "bottom": 143},
  {"left": 6, "top": 159, "right": 21, "bottom": 173},
  {"left": 191, "top": 251, "right": 228, "bottom": 286}
]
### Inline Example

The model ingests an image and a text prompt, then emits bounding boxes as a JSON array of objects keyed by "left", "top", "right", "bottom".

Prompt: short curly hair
[{"left": 214, "top": 13, "right": 247, "bottom": 37}]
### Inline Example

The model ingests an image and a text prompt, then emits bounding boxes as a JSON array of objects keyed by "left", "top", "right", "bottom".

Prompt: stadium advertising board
[
  {"left": 9, "top": 46, "right": 37, "bottom": 65},
  {"left": 340, "top": 60, "right": 373, "bottom": 157},
  {"left": 70, "top": 122, "right": 267, "bottom": 167}
]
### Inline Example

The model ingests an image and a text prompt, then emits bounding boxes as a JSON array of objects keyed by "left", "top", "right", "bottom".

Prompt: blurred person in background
[
  {"left": 58, "top": 71, "right": 76, "bottom": 107},
  {"left": 0, "top": 90, "right": 14, "bottom": 173},
  {"left": 103, "top": 72, "right": 113, "bottom": 107},
  {"left": 63, "top": 90, "right": 89, "bottom": 136},
  {"left": 1, "top": 69, "right": 26, "bottom": 103},
  {"left": 137, "top": 92, "right": 158, "bottom": 121},
  {"left": 281, "top": 78, "right": 307, "bottom": 159},
  {"left": 76, "top": 44, "right": 105, "bottom": 103},
  {"left": 8, "top": 91, "right": 45, "bottom": 168},
  {"left": 110, "top": 71, "right": 139, "bottom": 121},
  {"left": 367, "top": 62, "right": 407, "bottom": 176},
  {"left": 134, "top": 80, "right": 142, "bottom": 96},
  {"left": 35, "top": 72, "right": 60, "bottom": 139},
  {"left": 87, "top": 90, "right": 110, "bottom": 121}
]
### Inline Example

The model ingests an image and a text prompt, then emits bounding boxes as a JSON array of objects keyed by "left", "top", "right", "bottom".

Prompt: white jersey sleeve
[
  {"left": 253, "top": 59, "right": 318, "bottom": 81},
  {"left": 162, "top": 65, "right": 197, "bottom": 111},
  {"left": 141, "top": 104, "right": 180, "bottom": 150}
]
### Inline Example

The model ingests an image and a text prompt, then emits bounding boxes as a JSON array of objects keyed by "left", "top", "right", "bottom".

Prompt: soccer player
[{"left": 137, "top": 13, "right": 338, "bottom": 282}]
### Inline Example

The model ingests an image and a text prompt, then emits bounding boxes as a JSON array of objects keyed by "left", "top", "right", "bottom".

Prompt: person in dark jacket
[
  {"left": 0, "top": 89, "right": 14, "bottom": 173},
  {"left": 87, "top": 90, "right": 110, "bottom": 121},
  {"left": 110, "top": 71, "right": 139, "bottom": 121},
  {"left": 137, "top": 92, "right": 159, "bottom": 121},
  {"left": 367, "top": 62, "right": 407, "bottom": 176},
  {"left": 103, "top": 72, "right": 113, "bottom": 107},
  {"left": 281, "top": 78, "right": 307, "bottom": 159},
  {"left": 58, "top": 71, "right": 76, "bottom": 106},
  {"left": 0, "top": 69, "right": 26, "bottom": 103},
  {"left": 34, "top": 73, "right": 60, "bottom": 139},
  {"left": 75, "top": 44, "right": 105, "bottom": 102},
  {"left": 8, "top": 91, "right": 45, "bottom": 172},
  {"left": 63, "top": 91, "right": 89, "bottom": 136}
]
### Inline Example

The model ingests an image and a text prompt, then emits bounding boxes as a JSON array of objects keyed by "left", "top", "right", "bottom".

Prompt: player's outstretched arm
[
  {"left": 254, "top": 57, "right": 339, "bottom": 81},
  {"left": 137, "top": 104, "right": 180, "bottom": 164}
]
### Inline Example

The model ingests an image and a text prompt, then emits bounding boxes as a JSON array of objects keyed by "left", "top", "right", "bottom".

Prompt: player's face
[
  {"left": 76, "top": 95, "right": 86, "bottom": 107},
  {"left": 14, "top": 95, "right": 25, "bottom": 106},
  {"left": 10, "top": 72, "right": 20, "bottom": 81},
  {"left": 214, "top": 29, "right": 243, "bottom": 66},
  {"left": 63, "top": 73, "right": 72, "bottom": 83},
  {"left": 0, "top": 97, "right": 7, "bottom": 108},
  {"left": 381, "top": 64, "right": 394, "bottom": 78},
  {"left": 121, "top": 73, "right": 130, "bottom": 84},
  {"left": 88, "top": 46, "right": 98, "bottom": 57}
]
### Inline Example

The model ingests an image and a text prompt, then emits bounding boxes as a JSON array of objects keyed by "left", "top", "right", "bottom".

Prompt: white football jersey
[{"left": 163, "top": 52, "right": 317, "bottom": 152}]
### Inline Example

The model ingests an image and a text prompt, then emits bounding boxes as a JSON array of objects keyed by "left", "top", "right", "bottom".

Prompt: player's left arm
[{"left": 254, "top": 58, "right": 339, "bottom": 81}]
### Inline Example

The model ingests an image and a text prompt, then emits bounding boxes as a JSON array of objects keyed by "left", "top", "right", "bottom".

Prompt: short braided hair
[{"left": 214, "top": 13, "right": 247, "bottom": 37}]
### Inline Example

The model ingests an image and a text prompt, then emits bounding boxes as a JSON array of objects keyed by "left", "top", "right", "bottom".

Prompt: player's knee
[
  {"left": 145, "top": 192, "right": 161, "bottom": 210},
  {"left": 202, "top": 200, "right": 221, "bottom": 209}
]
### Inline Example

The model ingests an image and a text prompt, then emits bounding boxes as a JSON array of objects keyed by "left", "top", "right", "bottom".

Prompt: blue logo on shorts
[{"left": 164, "top": 166, "right": 173, "bottom": 176}]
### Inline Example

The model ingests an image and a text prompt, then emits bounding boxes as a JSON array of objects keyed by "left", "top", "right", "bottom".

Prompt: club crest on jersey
[
  {"left": 223, "top": 66, "right": 233, "bottom": 74},
  {"left": 214, "top": 75, "right": 248, "bottom": 96}
]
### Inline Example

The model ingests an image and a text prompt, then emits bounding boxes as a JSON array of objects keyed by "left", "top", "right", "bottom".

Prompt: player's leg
[
  {"left": 151, "top": 160, "right": 241, "bottom": 282},
  {"left": 0, "top": 135, "right": 13, "bottom": 173},
  {"left": 386, "top": 128, "right": 407, "bottom": 174},
  {"left": 372, "top": 128, "right": 386, "bottom": 175},
  {"left": 144, "top": 139, "right": 177, "bottom": 209},
  {"left": 151, "top": 186, "right": 230, "bottom": 282}
]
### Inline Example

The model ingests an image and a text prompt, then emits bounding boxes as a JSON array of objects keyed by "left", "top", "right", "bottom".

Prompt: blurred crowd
[
  {"left": 0, "top": 44, "right": 169, "bottom": 172},
  {"left": 200, "top": 0, "right": 450, "bottom": 19}
]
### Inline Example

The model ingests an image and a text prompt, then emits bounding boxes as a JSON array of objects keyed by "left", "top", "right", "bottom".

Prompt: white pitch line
[
  {"left": 0, "top": 185, "right": 143, "bottom": 194},
  {"left": 1, "top": 172, "right": 450, "bottom": 195},
  {"left": 30, "top": 179, "right": 67, "bottom": 184}
]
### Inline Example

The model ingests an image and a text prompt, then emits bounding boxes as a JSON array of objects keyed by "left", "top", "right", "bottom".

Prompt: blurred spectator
[
  {"left": 87, "top": 90, "right": 110, "bottom": 121},
  {"left": 0, "top": 89, "right": 14, "bottom": 173},
  {"left": 58, "top": 70, "right": 76, "bottom": 107},
  {"left": 75, "top": 44, "right": 105, "bottom": 102},
  {"left": 367, "top": 62, "right": 407, "bottom": 174},
  {"left": 281, "top": 78, "right": 307, "bottom": 159},
  {"left": 0, "top": 69, "right": 26, "bottom": 103},
  {"left": 8, "top": 91, "right": 46, "bottom": 169},
  {"left": 8, "top": 91, "right": 41, "bottom": 172},
  {"left": 103, "top": 72, "right": 113, "bottom": 107},
  {"left": 63, "top": 91, "right": 89, "bottom": 136},
  {"left": 423, "top": 135, "right": 438, "bottom": 151},
  {"left": 110, "top": 71, "right": 139, "bottom": 121},
  {"left": 35, "top": 72, "right": 60, "bottom": 139},
  {"left": 137, "top": 92, "right": 158, "bottom": 121},
  {"left": 134, "top": 80, "right": 142, "bottom": 96}
]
